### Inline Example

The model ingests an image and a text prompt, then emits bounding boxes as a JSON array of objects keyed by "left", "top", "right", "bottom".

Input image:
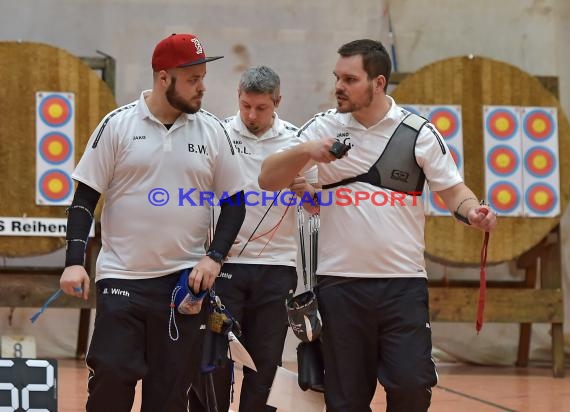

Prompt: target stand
[
  {"left": 0, "top": 42, "right": 116, "bottom": 358},
  {"left": 392, "top": 57, "right": 567, "bottom": 377}
]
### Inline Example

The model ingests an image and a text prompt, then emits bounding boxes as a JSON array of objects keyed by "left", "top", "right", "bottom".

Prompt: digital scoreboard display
[{"left": 0, "top": 358, "right": 57, "bottom": 411}]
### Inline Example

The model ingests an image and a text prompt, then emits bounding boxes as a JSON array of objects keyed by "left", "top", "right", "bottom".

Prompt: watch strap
[{"left": 206, "top": 249, "right": 224, "bottom": 263}]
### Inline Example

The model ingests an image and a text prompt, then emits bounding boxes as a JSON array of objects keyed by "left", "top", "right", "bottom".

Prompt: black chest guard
[{"left": 323, "top": 113, "right": 428, "bottom": 195}]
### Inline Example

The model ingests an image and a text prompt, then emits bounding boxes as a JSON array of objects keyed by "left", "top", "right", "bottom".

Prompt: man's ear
[
  {"left": 274, "top": 95, "right": 282, "bottom": 109},
  {"left": 156, "top": 70, "right": 170, "bottom": 86},
  {"left": 375, "top": 75, "right": 387, "bottom": 93}
]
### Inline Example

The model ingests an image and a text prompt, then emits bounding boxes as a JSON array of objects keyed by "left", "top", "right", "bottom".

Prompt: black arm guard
[
  {"left": 65, "top": 182, "right": 101, "bottom": 267},
  {"left": 207, "top": 191, "right": 246, "bottom": 259}
]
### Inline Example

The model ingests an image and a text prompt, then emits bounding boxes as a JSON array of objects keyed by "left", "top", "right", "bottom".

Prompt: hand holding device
[{"left": 329, "top": 141, "right": 350, "bottom": 159}]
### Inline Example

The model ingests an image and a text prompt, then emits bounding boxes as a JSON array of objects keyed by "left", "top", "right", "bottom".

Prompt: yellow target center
[
  {"left": 496, "top": 117, "right": 510, "bottom": 132},
  {"left": 48, "top": 179, "right": 64, "bottom": 193},
  {"left": 498, "top": 190, "right": 512, "bottom": 204},
  {"left": 534, "top": 191, "right": 549, "bottom": 206},
  {"left": 532, "top": 119, "right": 546, "bottom": 133},
  {"left": 532, "top": 154, "right": 547, "bottom": 170},
  {"left": 436, "top": 117, "right": 451, "bottom": 132},
  {"left": 48, "top": 141, "right": 63, "bottom": 155},
  {"left": 496, "top": 153, "right": 511, "bottom": 168},
  {"left": 48, "top": 104, "right": 64, "bottom": 118}
]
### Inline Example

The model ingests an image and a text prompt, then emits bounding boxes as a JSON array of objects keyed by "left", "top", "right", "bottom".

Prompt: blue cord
[{"left": 30, "top": 289, "right": 64, "bottom": 323}]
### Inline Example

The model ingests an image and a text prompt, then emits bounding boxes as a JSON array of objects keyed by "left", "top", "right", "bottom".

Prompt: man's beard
[
  {"left": 246, "top": 122, "right": 260, "bottom": 133},
  {"left": 166, "top": 78, "right": 202, "bottom": 114},
  {"left": 336, "top": 83, "right": 373, "bottom": 113}
]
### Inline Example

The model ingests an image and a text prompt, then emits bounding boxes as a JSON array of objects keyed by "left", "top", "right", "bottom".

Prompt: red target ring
[
  {"left": 448, "top": 145, "right": 462, "bottom": 170},
  {"left": 524, "top": 146, "right": 556, "bottom": 178},
  {"left": 488, "top": 181, "right": 520, "bottom": 213},
  {"left": 525, "top": 183, "right": 557, "bottom": 215},
  {"left": 39, "top": 132, "right": 72, "bottom": 164},
  {"left": 523, "top": 109, "right": 555, "bottom": 141},
  {"left": 430, "top": 192, "right": 448, "bottom": 214},
  {"left": 39, "top": 94, "right": 72, "bottom": 127},
  {"left": 486, "top": 109, "right": 518, "bottom": 140},
  {"left": 429, "top": 108, "right": 459, "bottom": 139},
  {"left": 487, "top": 145, "right": 519, "bottom": 176},
  {"left": 39, "top": 170, "right": 72, "bottom": 202}
]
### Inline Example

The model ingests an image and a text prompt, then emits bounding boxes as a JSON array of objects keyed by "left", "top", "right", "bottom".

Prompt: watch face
[{"left": 0, "top": 358, "right": 58, "bottom": 411}]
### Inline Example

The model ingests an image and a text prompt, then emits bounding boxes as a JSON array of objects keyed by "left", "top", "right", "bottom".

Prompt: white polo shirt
[
  {"left": 294, "top": 96, "right": 462, "bottom": 278},
  {"left": 221, "top": 112, "right": 317, "bottom": 267},
  {"left": 73, "top": 91, "right": 246, "bottom": 281}
]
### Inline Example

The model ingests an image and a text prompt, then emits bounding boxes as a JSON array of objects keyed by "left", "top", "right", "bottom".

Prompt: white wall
[
  {"left": 391, "top": 0, "right": 570, "bottom": 109},
  {"left": 0, "top": 0, "right": 390, "bottom": 125}
]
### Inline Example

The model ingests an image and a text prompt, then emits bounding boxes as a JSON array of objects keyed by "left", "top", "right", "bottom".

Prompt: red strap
[{"left": 476, "top": 231, "right": 490, "bottom": 333}]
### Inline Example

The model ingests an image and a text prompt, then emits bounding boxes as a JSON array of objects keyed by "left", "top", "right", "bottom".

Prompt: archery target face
[
  {"left": 488, "top": 181, "right": 520, "bottom": 214},
  {"left": 520, "top": 107, "right": 559, "bottom": 217},
  {"left": 38, "top": 169, "right": 72, "bottom": 202},
  {"left": 429, "top": 191, "right": 448, "bottom": 214},
  {"left": 36, "top": 92, "right": 75, "bottom": 205},
  {"left": 39, "top": 132, "right": 72, "bottom": 165},
  {"left": 523, "top": 109, "right": 555, "bottom": 141},
  {"left": 486, "top": 108, "right": 518, "bottom": 140},
  {"left": 524, "top": 146, "right": 556, "bottom": 178},
  {"left": 38, "top": 94, "right": 73, "bottom": 127},
  {"left": 487, "top": 145, "right": 520, "bottom": 177},
  {"left": 429, "top": 108, "right": 459, "bottom": 139},
  {"left": 524, "top": 183, "right": 557, "bottom": 215}
]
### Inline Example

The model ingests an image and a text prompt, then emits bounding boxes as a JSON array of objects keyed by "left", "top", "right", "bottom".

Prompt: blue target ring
[
  {"left": 523, "top": 109, "right": 555, "bottom": 142},
  {"left": 38, "top": 169, "right": 72, "bottom": 202},
  {"left": 429, "top": 108, "right": 460, "bottom": 139},
  {"left": 486, "top": 108, "right": 519, "bottom": 140},
  {"left": 402, "top": 106, "right": 422, "bottom": 116},
  {"left": 525, "top": 182, "right": 557, "bottom": 215},
  {"left": 39, "top": 132, "right": 72, "bottom": 165},
  {"left": 488, "top": 181, "right": 521, "bottom": 214},
  {"left": 38, "top": 94, "right": 73, "bottom": 127}
]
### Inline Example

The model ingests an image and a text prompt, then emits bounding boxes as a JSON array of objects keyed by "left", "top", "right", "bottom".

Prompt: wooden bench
[
  {"left": 0, "top": 237, "right": 100, "bottom": 358},
  {"left": 428, "top": 226, "right": 565, "bottom": 377}
]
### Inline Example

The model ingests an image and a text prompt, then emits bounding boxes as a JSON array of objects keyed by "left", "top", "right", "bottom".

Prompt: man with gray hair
[{"left": 209, "top": 65, "right": 317, "bottom": 411}]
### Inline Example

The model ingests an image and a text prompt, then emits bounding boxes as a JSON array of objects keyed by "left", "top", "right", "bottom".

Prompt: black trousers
[
  {"left": 316, "top": 277, "right": 438, "bottom": 412},
  {"left": 86, "top": 272, "right": 207, "bottom": 412},
  {"left": 206, "top": 263, "right": 297, "bottom": 412}
]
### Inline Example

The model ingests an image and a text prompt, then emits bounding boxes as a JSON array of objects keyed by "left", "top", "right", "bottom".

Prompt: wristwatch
[{"left": 206, "top": 249, "right": 224, "bottom": 263}]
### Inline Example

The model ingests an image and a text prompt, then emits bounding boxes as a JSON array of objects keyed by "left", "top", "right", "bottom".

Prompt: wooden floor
[{"left": 58, "top": 360, "right": 569, "bottom": 411}]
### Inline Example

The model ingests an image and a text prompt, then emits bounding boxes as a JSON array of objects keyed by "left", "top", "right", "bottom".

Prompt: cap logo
[{"left": 191, "top": 38, "right": 203, "bottom": 55}]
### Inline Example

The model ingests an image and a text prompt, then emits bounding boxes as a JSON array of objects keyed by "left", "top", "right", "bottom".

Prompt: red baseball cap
[{"left": 151, "top": 33, "right": 223, "bottom": 71}]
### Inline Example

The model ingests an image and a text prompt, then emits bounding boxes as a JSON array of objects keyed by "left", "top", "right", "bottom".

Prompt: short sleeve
[
  {"left": 72, "top": 115, "right": 116, "bottom": 194},
  {"left": 212, "top": 125, "right": 247, "bottom": 198},
  {"left": 415, "top": 123, "right": 463, "bottom": 192}
]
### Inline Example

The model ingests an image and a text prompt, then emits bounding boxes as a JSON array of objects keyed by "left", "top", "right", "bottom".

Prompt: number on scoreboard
[{"left": 0, "top": 358, "right": 57, "bottom": 411}]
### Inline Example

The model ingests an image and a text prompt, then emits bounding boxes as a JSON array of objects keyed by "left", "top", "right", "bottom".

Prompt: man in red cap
[{"left": 60, "top": 33, "right": 246, "bottom": 411}]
